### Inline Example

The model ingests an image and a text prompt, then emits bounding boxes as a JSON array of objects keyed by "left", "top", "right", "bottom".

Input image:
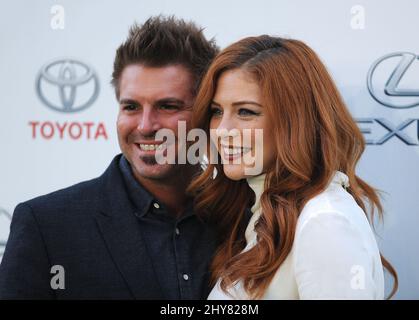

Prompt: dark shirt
[{"left": 118, "top": 156, "right": 217, "bottom": 300}]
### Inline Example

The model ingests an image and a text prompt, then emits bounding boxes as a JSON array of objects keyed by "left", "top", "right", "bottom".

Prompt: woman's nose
[{"left": 215, "top": 116, "right": 241, "bottom": 141}]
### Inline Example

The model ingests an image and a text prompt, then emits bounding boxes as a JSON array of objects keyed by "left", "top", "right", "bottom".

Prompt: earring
[{"left": 212, "top": 167, "right": 218, "bottom": 180}]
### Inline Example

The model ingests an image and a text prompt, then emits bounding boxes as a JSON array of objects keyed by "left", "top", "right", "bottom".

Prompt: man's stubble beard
[
  {"left": 140, "top": 155, "right": 158, "bottom": 166},
  {"left": 134, "top": 155, "right": 181, "bottom": 183}
]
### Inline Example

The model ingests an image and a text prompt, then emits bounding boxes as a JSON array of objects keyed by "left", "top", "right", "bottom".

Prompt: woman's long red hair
[{"left": 188, "top": 35, "right": 398, "bottom": 299}]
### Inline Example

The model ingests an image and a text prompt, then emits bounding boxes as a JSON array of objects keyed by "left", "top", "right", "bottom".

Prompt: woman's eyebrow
[
  {"left": 211, "top": 100, "right": 262, "bottom": 107},
  {"left": 232, "top": 101, "right": 262, "bottom": 107}
]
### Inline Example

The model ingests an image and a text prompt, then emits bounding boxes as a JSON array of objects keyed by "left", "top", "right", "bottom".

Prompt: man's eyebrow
[
  {"left": 119, "top": 98, "right": 187, "bottom": 106},
  {"left": 119, "top": 98, "right": 139, "bottom": 105},
  {"left": 155, "top": 98, "right": 186, "bottom": 106}
]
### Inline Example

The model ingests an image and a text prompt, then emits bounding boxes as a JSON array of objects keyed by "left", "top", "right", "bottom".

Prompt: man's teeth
[
  {"left": 223, "top": 147, "right": 251, "bottom": 155},
  {"left": 139, "top": 143, "right": 164, "bottom": 151}
]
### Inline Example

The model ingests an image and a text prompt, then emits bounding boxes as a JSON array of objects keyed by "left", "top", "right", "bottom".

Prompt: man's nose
[{"left": 137, "top": 106, "right": 161, "bottom": 136}]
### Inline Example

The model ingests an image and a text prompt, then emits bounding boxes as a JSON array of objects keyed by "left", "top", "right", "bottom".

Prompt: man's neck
[{"left": 134, "top": 165, "right": 198, "bottom": 216}]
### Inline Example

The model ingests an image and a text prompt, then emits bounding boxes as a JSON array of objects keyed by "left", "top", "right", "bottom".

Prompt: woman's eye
[
  {"left": 210, "top": 108, "right": 222, "bottom": 117},
  {"left": 238, "top": 108, "right": 258, "bottom": 116}
]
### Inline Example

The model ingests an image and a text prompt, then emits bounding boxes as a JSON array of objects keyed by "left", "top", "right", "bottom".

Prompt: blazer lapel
[{"left": 94, "top": 155, "right": 163, "bottom": 299}]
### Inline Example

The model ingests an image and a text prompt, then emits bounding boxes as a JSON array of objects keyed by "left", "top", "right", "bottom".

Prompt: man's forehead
[{"left": 119, "top": 64, "right": 194, "bottom": 100}]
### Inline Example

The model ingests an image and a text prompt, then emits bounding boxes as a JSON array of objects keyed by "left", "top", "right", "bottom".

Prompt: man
[{"left": 0, "top": 16, "right": 219, "bottom": 299}]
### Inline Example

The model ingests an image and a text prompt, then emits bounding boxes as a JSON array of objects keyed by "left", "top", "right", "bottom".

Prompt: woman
[{"left": 188, "top": 35, "right": 398, "bottom": 299}]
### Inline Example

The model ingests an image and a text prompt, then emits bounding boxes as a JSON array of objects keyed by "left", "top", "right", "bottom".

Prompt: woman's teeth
[
  {"left": 223, "top": 146, "right": 251, "bottom": 156},
  {"left": 139, "top": 143, "right": 164, "bottom": 151}
]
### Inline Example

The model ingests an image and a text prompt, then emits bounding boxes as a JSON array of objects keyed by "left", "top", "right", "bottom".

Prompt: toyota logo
[
  {"left": 36, "top": 58, "right": 100, "bottom": 113},
  {"left": 367, "top": 52, "right": 419, "bottom": 109}
]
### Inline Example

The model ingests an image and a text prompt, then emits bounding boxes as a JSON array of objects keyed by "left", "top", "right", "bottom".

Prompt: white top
[{"left": 207, "top": 171, "right": 385, "bottom": 300}]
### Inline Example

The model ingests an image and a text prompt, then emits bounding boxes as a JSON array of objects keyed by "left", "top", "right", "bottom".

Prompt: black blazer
[{"left": 0, "top": 155, "right": 214, "bottom": 299}]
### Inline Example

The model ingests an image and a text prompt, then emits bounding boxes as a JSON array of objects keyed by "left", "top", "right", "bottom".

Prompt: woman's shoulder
[
  {"left": 297, "top": 172, "right": 372, "bottom": 235},
  {"left": 281, "top": 172, "right": 384, "bottom": 299}
]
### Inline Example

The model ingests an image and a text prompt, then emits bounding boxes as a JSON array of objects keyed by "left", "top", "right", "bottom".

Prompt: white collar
[
  {"left": 243, "top": 171, "right": 350, "bottom": 246},
  {"left": 330, "top": 171, "right": 350, "bottom": 188},
  {"left": 246, "top": 173, "right": 267, "bottom": 213},
  {"left": 245, "top": 170, "right": 350, "bottom": 209}
]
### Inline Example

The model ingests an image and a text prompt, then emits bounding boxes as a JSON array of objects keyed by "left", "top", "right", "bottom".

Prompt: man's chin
[
  {"left": 140, "top": 155, "right": 159, "bottom": 166},
  {"left": 132, "top": 158, "right": 174, "bottom": 181}
]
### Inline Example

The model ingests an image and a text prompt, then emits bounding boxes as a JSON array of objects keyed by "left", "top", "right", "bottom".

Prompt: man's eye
[
  {"left": 160, "top": 105, "right": 179, "bottom": 111},
  {"left": 210, "top": 108, "right": 222, "bottom": 117},
  {"left": 238, "top": 108, "right": 258, "bottom": 116},
  {"left": 123, "top": 104, "right": 138, "bottom": 111}
]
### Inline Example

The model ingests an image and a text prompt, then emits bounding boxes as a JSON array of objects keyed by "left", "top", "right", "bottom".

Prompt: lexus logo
[
  {"left": 0, "top": 207, "right": 11, "bottom": 260},
  {"left": 367, "top": 52, "right": 419, "bottom": 109},
  {"left": 36, "top": 58, "right": 100, "bottom": 113}
]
